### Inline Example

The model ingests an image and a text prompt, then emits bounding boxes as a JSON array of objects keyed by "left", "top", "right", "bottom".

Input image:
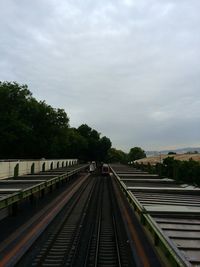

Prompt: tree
[
  {"left": 168, "top": 152, "right": 176, "bottom": 155},
  {"left": 98, "top": 136, "right": 112, "bottom": 161},
  {"left": 0, "top": 82, "right": 33, "bottom": 158},
  {"left": 128, "top": 147, "right": 146, "bottom": 161},
  {"left": 77, "top": 124, "right": 111, "bottom": 161},
  {"left": 65, "top": 128, "right": 88, "bottom": 159},
  {"left": 0, "top": 81, "right": 112, "bottom": 161},
  {"left": 107, "top": 148, "right": 128, "bottom": 163},
  {"left": 77, "top": 124, "right": 100, "bottom": 160},
  {"left": 0, "top": 81, "right": 70, "bottom": 158}
]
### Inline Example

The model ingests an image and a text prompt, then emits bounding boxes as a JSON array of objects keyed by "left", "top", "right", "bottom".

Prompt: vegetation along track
[{"left": 17, "top": 174, "right": 135, "bottom": 266}]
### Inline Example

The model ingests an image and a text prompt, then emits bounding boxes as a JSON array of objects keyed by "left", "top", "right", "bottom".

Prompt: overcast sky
[{"left": 0, "top": 0, "right": 200, "bottom": 152}]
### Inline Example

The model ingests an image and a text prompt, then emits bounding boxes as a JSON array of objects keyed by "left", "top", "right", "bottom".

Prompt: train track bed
[
  {"left": 77, "top": 176, "right": 134, "bottom": 267},
  {"left": 1, "top": 174, "right": 136, "bottom": 267},
  {"left": 111, "top": 164, "right": 200, "bottom": 267},
  {"left": 24, "top": 175, "right": 96, "bottom": 267}
]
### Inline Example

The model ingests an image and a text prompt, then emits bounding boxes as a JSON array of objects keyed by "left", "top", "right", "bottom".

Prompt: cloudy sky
[{"left": 0, "top": 0, "right": 200, "bottom": 152}]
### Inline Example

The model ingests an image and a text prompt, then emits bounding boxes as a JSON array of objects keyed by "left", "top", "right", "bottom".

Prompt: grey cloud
[{"left": 0, "top": 0, "right": 200, "bottom": 151}]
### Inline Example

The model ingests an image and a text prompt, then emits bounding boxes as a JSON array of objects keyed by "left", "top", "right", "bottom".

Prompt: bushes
[
  {"left": 162, "top": 157, "right": 200, "bottom": 185},
  {"left": 158, "top": 157, "right": 200, "bottom": 185},
  {"left": 178, "top": 159, "right": 200, "bottom": 185},
  {"left": 137, "top": 157, "right": 200, "bottom": 186}
]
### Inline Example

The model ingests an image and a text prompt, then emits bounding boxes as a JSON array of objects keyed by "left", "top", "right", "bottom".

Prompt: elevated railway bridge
[{"left": 0, "top": 160, "right": 199, "bottom": 266}]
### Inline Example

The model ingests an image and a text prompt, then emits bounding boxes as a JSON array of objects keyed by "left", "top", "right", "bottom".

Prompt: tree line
[
  {"left": 107, "top": 147, "right": 146, "bottom": 163},
  {"left": 0, "top": 81, "right": 147, "bottom": 162},
  {"left": 135, "top": 157, "right": 200, "bottom": 186},
  {"left": 0, "top": 81, "right": 112, "bottom": 161}
]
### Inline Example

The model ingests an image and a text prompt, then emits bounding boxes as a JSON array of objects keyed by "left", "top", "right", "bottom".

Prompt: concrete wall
[{"left": 0, "top": 159, "right": 78, "bottom": 179}]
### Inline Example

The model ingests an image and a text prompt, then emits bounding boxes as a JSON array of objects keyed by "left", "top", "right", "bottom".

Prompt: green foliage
[
  {"left": 176, "top": 159, "right": 200, "bottom": 185},
  {"left": 77, "top": 124, "right": 112, "bottom": 161},
  {"left": 147, "top": 162, "right": 155, "bottom": 174},
  {"left": 63, "top": 128, "right": 88, "bottom": 159},
  {"left": 0, "top": 81, "right": 111, "bottom": 161},
  {"left": 158, "top": 157, "right": 200, "bottom": 186},
  {"left": 128, "top": 147, "right": 146, "bottom": 161},
  {"left": 98, "top": 136, "right": 112, "bottom": 161},
  {"left": 107, "top": 148, "right": 128, "bottom": 163},
  {"left": 137, "top": 156, "right": 200, "bottom": 185},
  {"left": 0, "top": 81, "right": 35, "bottom": 158}
]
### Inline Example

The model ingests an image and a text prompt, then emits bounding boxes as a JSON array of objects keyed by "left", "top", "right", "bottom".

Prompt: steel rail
[
  {"left": 94, "top": 179, "right": 104, "bottom": 267},
  {"left": 63, "top": 177, "right": 98, "bottom": 266},
  {"left": 31, "top": 177, "right": 96, "bottom": 266},
  {"left": 82, "top": 177, "right": 103, "bottom": 267},
  {"left": 1, "top": 172, "right": 138, "bottom": 267},
  {"left": 94, "top": 177, "right": 123, "bottom": 267},
  {"left": 112, "top": 214, "right": 122, "bottom": 267},
  {"left": 108, "top": 177, "right": 122, "bottom": 267}
]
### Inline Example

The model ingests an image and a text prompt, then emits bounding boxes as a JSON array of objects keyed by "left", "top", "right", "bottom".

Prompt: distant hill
[
  {"left": 146, "top": 147, "right": 200, "bottom": 157},
  {"left": 136, "top": 153, "right": 200, "bottom": 165}
]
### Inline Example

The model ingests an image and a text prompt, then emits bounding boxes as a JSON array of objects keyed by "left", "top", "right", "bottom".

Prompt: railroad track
[
  {"left": 79, "top": 177, "right": 123, "bottom": 267},
  {"left": 3, "top": 162, "right": 196, "bottom": 267},
  {"left": 15, "top": 175, "right": 135, "bottom": 267},
  {"left": 30, "top": 177, "right": 96, "bottom": 266},
  {"left": 93, "top": 177, "right": 122, "bottom": 267}
]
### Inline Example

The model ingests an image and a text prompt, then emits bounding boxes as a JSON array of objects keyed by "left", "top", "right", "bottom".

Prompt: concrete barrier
[{"left": 0, "top": 159, "right": 78, "bottom": 179}]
